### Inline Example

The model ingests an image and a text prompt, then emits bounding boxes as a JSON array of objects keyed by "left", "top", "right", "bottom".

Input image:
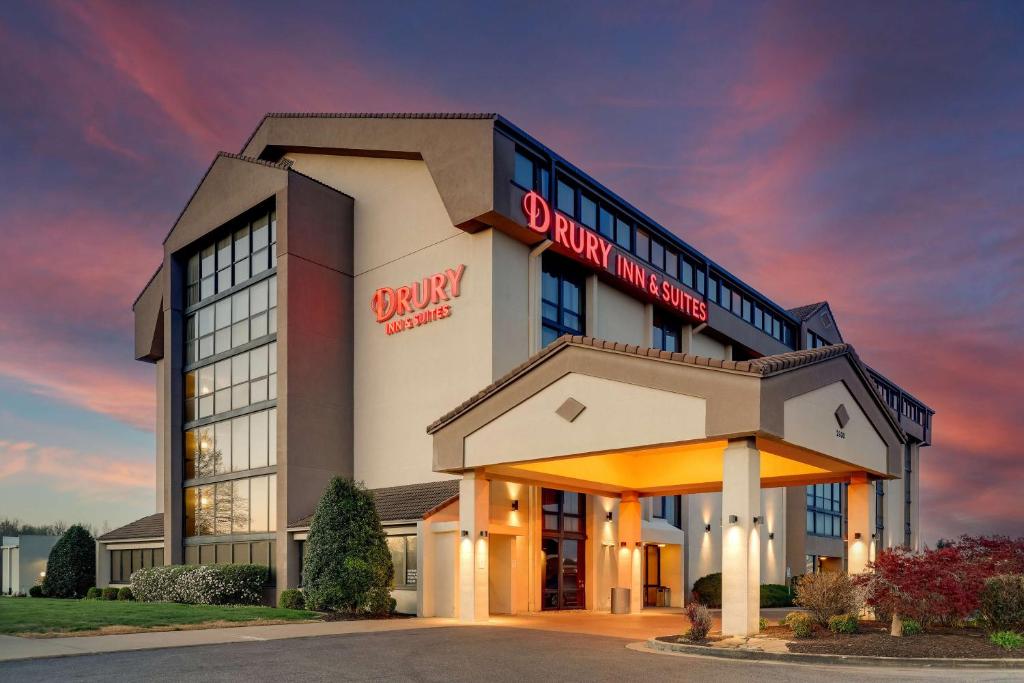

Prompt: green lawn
[{"left": 0, "top": 597, "right": 320, "bottom": 636}]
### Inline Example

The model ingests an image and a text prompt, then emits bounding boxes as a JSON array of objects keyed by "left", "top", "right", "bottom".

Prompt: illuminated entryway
[{"left": 427, "top": 336, "right": 906, "bottom": 636}]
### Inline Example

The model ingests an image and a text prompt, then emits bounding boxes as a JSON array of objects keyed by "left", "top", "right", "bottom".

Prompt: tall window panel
[
  {"left": 184, "top": 407, "right": 277, "bottom": 479},
  {"left": 186, "top": 276, "right": 277, "bottom": 365},
  {"left": 186, "top": 209, "right": 277, "bottom": 308},
  {"left": 652, "top": 312, "right": 682, "bottom": 353},
  {"left": 184, "top": 342, "right": 278, "bottom": 423},
  {"left": 806, "top": 483, "right": 843, "bottom": 538},
  {"left": 184, "top": 474, "right": 277, "bottom": 537},
  {"left": 541, "top": 257, "right": 585, "bottom": 347}
]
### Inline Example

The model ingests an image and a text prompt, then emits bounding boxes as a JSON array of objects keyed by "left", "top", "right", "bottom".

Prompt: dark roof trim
[
  {"left": 788, "top": 301, "right": 828, "bottom": 321},
  {"left": 426, "top": 335, "right": 905, "bottom": 440},
  {"left": 98, "top": 513, "right": 163, "bottom": 541},
  {"left": 287, "top": 479, "right": 460, "bottom": 529}
]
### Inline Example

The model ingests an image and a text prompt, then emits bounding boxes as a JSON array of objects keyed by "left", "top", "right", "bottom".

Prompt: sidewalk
[{"left": 0, "top": 617, "right": 458, "bottom": 663}]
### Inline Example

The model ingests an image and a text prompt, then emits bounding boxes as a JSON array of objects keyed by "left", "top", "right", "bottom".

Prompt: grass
[{"left": 0, "top": 597, "right": 320, "bottom": 636}]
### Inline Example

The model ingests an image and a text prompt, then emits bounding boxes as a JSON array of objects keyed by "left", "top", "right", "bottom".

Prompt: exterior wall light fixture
[
  {"left": 728, "top": 515, "right": 738, "bottom": 524},
  {"left": 620, "top": 541, "right": 627, "bottom": 548},
  {"left": 511, "top": 500, "right": 519, "bottom": 512},
  {"left": 606, "top": 511, "right": 613, "bottom": 522},
  {"left": 854, "top": 532, "right": 862, "bottom": 540},
  {"left": 704, "top": 524, "right": 712, "bottom": 533},
  {"left": 461, "top": 530, "right": 469, "bottom": 537},
  {"left": 634, "top": 541, "right": 643, "bottom": 548},
  {"left": 479, "top": 530, "right": 489, "bottom": 538},
  {"left": 768, "top": 532, "right": 775, "bottom": 541},
  {"left": 752, "top": 516, "right": 762, "bottom": 525},
  {"left": 871, "top": 532, "right": 878, "bottom": 540}
]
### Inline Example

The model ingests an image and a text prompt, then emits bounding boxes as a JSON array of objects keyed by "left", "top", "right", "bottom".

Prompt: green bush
[
  {"left": 785, "top": 611, "right": 815, "bottom": 638},
  {"left": 902, "top": 618, "right": 923, "bottom": 635},
  {"left": 101, "top": 587, "right": 119, "bottom": 600},
  {"left": 41, "top": 525, "right": 95, "bottom": 598},
  {"left": 990, "top": 631, "right": 1024, "bottom": 651},
  {"left": 130, "top": 564, "right": 267, "bottom": 605},
  {"left": 302, "top": 478, "right": 393, "bottom": 614},
  {"left": 794, "top": 572, "right": 861, "bottom": 625},
  {"left": 828, "top": 613, "right": 859, "bottom": 634},
  {"left": 28, "top": 585, "right": 43, "bottom": 598},
  {"left": 85, "top": 587, "right": 103, "bottom": 600},
  {"left": 684, "top": 601, "right": 713, "bottom": 642},
  {"left": 691, "top": 573, "right": 721, "bottom": 608},
  {"left": 759, "top": 617, "right": 768, "bottom": 631},
  {"left": 279, "top": 588, "right": 305, "bottom": 610},
  {"left": 980, "top": 575, "right": 1024, "bottom": 632},
  {"left": 117, "top": 586, "right": 134, "bottom": 601},
  {"left": 760, "top": 583, "right": 793, "bottom": 608}
]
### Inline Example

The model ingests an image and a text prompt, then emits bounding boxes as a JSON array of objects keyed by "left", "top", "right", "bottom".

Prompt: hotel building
[{"left": 97, "top": 113, "right": 932, "bottom": 635}]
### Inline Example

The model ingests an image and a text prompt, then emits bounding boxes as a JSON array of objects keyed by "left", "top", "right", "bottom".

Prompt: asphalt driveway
[{"left": 0, "top": 626, "right": 1016, "bottom": 682}]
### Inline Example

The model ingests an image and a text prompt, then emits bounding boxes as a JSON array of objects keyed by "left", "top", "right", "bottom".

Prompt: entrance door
[
  {"left": 541, "top": 489, "right": 586, "bottom": 610},
  {"left": 643, "top": 544, "right": 661, "bottom": 607}
]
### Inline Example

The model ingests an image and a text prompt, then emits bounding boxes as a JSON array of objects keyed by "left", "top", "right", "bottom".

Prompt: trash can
[
  {"left": 656, "top": 586, "right": 671, "bottom": 607},
  {"left": 611, "top": 587, "right": 631, "bottom": 614}
]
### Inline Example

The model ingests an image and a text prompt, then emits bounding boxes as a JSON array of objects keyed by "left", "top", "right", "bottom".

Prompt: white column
[
  {"left": 458, "top": 472, "right": 490, "bottom": 622},
  {"left": 617, "top": 491, "right": 643, "bottom": 613},
  {"left": 847, "top": 474, "right": 875, "bottom": 575},
  {"left": 721, "top": 438, "right": 760, "bottom": 637}
]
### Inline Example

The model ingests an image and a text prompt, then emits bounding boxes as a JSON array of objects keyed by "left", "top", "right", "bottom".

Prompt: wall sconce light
[
  {"left": 768, "top": 532, "right": 775, "bottom": 541},
  {"left": 620, "top": 541, "right": 627, "bottom": 548},
  {"left": 871, "top": 532, "right": 878, "bottom": 540},
  {"left": 752, "top": 516, "right": 761, "bottom": 525},
  {"left": 704, "top": 524, "right": 712, "bottom": 533},
  {"left": 728, "top": 515, "right": 738, "bottom": 524},
  {"left": 606, "top": 511, "right": 613, "bottom": 522},
  {"left": 634, "top": 541, "right": 643, "bottom": 548},
  {"left": 854, "top": 532, "right": 862, "bottom": 540},
  {"left": 511, "top": 499, "right": 519, "bottom": 512},
  {"left": 479, "top": 530, "right": 489, "bottom": 538},
  {"left": 461, "top": 530, "right": 469, "bottom": 537}
]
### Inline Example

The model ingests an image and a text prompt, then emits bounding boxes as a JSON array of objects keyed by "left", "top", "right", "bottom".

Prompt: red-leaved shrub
[{"left": 856, "top": 535, "right": 1024, "bottom": 634}]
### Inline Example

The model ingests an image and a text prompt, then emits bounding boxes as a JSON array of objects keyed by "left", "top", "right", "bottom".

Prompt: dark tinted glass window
[
  {"left": 580, "top": 195, "right": 597, "bottom": 228},
  {"left": 599, "top": 207, "right": 614, "bottom": 239},
  {"left": 615, "top": 218, "right": 631, "bottom": 250},
  {"left": 514, "top": 151, "right": 534, "bottom": 188},
  {"left": 541, "top": 256, "right": 585, "bottom": 347},
  {"left": 557, "top": 180, "right": 575, "bottom": 215},
  {"left": 635, "top": 230, "right": 650, "bottom": 261},
  {"left": 651, "top": 240, "right": 665, "bottom": 270}
]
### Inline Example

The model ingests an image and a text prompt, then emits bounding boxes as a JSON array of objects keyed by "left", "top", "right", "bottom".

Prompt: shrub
[
  {"left": 302, "top": 478, "right": 393, "bottom": 614},
  {"left": 980, "top": 575, "right": 1024, "bottom": 632},
  {"left": 759, "top": 617, "right": 768, "bottom": 631},
  {"left": 117, "top": 586, "right": 134, "bottom": 601},
  {"left": 794, "top": 572, "right": 860, "bottom": 625},
  {"left": 828, "top": 613, "right": 859, "bottom": 634},
  {"left": 102, "top": 587, "right": 119, "bottom": 600},
  {"left": 684, "top": 602, "right": 713, "bottom": 642},
  {"left": 41, "top": 525, "right": 95, "bottom": 598},
  {"left": 130, "top": 564, "right": 267, "bottom": 605},
  {"left": 86, "top": 587, "right": 103, "bottom": 600},
  {"left": 990, "top": 631, "right": 1024, "bottom": 651},
  {"left": 279, "top": 588, "right": 305, "bottom": 610},
  {"left": 28, "top": 585, "right": 43, "bottom": 598},
  {"left": 902, "top": 618, "right": 923, "bottom": 635},
  {"left": 691, "top": 573, "right": 721, "bottom": 608},
  {"left": 760, "top": 583, "right": 793, "bottom": 608},
  {"left": 785, "top": 611, "right": 815, "bottom": 638}
]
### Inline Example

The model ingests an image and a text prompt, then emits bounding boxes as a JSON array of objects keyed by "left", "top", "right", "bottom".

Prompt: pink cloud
[{"left": 0, "top": 440, "right": 152, "bottom": 499}]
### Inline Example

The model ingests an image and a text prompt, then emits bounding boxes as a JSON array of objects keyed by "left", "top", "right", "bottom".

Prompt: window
[
  {"left": 652, "top": 312, "right": 681, "bottom": 352},
  {"left": 742, "top": 298, "right": 751, "bottom": 322},
  {"left": 184, "top": 541, "right": 275, "bottom": 585},
  {"left": 387, "top": 535, "right": 418, "bottom": 588},
  {"left": 806, "top": 331, "right": 830, "bottom": 350},
  {"left": 635, "top": 230, "right": 650, "bottom": 262},
  {"left": 541, "top": 257, "right": 585, "bottom": 347},
  {"left": 681, "top": 258, "right": 695, "bottom": 288},
  {"left": 185, "top": 407, "right": 277, "bottom": 479},
  {"left": 184, "top": 342, "right": 277, "bottom": 422},
  {"left": 720, "top": 282, "right": 731, "bottom": 308},
  {"left": 580, "top": 194, "right": 597, "bottom": 229},
  {"left": 110, "top": 548, "right": 163, "bottom": 583},
  {"left": 514, "top": 151, "right": 534, "bottom": 188},
  {"left": 806, "top": 483, "right": 843, "bottom": 538},
  {"left": 598, "top": 207, "right": 614, "bottom": 240},
  {"left": 186, "top": 276, "right": 278, "bottom": 365},
  {"left": 615, "top": 217, "right": 631, "bottom": 250},
  {"left": 186, "top": 209, "right": 277, "bottom": 307},
  {"left": 665, "top": 249, "right": 678, "bottom": 279},
  {"left": 650, "top": 240, "right": 665, "bottom": 271},
  {"left": 184, "top": 473, "right": 276, "bottom": 537},
  {"left": 557, "top": 180, "right": 575, "bottom": 215}
]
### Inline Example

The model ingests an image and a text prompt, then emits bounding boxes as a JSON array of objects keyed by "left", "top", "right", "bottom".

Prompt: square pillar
[
  {"left": 617, "top": 491, "right": 643, "bottom": 613},
  {"left": 721, "top": 438, "right": 760, "bottom": 637},
  {"left": 847, "top": 473, "right": 875, "bottom": 575},
  {"left": 458, "top": 472, "right": 489, "bottom": 622}
]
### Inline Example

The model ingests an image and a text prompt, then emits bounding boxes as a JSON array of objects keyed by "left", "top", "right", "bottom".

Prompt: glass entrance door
[
  {"left": 643, "top": 544, "right": 661, "bottom": 607},
  {"left": 541, "top": 489, "right": 586, "bottom": 610}
]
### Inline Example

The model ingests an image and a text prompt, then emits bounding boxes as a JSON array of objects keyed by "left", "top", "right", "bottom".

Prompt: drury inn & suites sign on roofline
[{"left": 522, "top": 192, "right": 708, "bottom": 325}]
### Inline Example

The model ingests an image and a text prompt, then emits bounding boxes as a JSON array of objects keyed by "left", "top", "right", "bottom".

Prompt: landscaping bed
[
  {"left": 780, "top": 620, "right": 1022, "bottom": 659},
  {"left": 0, "top": 597, "right": 320, "bottom": 637}
]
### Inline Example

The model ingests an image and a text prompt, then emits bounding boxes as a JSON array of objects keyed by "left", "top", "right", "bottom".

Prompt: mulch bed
[
  {"left": 781, "top": 620, "right": 1020, "bottom": 659},
  {"left": 320, "top": 611, "right": 414, "bottom": 622}
]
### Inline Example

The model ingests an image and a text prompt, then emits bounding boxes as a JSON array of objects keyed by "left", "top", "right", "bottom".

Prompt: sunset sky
[{"left": 1, "top": 1, "right": 1021, "bottom": 542}]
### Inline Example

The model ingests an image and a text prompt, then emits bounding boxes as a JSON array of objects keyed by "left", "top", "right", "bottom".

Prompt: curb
[{"left": 645, "top": 636, "right": 1024, "bottom": 669}]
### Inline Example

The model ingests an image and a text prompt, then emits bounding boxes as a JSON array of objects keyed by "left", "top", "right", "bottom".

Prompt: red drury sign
[
  {"left": 522, "top": 192, "right": 707, "bottom": 323},
  {"left": 371, "top": 265, "right": 465, "bottom": 335}
]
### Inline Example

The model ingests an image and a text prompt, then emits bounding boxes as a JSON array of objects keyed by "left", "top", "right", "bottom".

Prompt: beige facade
[{"left": 119, "top": 114, "right": 930, "bottom": 634}]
